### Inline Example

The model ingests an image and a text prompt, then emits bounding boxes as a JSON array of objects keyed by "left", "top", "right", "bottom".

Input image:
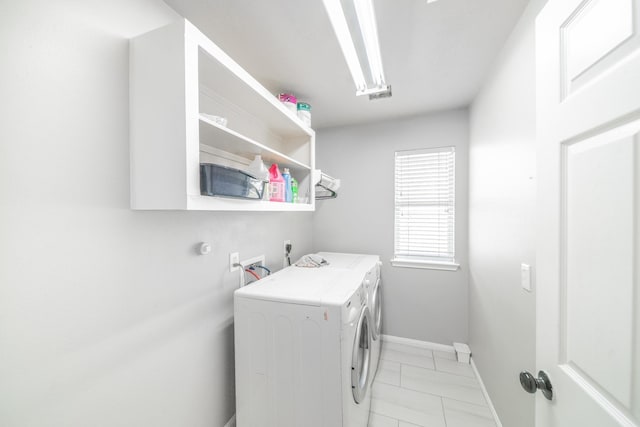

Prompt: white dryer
[
  {"left": 234, "top": 266, "right": 372, "bottom": 427},
  {"left": 315, "top": 253, "right": 382, "bottom": 382}
]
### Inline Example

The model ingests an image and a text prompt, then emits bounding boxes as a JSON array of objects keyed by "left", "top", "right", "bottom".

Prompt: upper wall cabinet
[{"left": 130, "top": 19, "right": 315, "bottom": 211}]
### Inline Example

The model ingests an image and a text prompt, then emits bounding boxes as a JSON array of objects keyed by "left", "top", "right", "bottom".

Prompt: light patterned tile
[
  {"left": 433, "top": 350, "right": 457, "bottom": 361},
  {"left": 434, "top": 357, "right": 476, "bottom": 378},
  {"left": 399, "top": 422, "right": 423, "bottom": 427},
  {"left": 382, "top": 341, "right": 434, "bottom": 358},
  {"left": 376, "top": 359, "right": 401, "bottom": 386},
  {"left": 381, "top": 348, "right": 435, "bottom": 370},
  {"left": 442, "top": 398, "right": 496, "bottom": 427},
  {"left": 370, "top": 382, "right": 446, "bottom": 427},
  {"left": 368, "top": 412, "right": 399, "bottom": 427},
  {"left": 401, "top": 365, "right": 487, "bottom": 406}
]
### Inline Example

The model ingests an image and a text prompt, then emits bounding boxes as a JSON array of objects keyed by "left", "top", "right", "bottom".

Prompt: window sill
[{"left": 390, "top": 258, "right": 460, "bottom": 271}]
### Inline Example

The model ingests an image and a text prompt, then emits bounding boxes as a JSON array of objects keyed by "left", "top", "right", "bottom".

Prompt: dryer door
[
  {"left": 371, "top": 279, "right": 382, "bottom": 340},
  {"left": 351, "top": 306, "right": 372, "bottom": 404}
]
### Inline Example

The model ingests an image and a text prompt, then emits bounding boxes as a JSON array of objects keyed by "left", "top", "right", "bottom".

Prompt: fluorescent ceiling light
[
  {"left": 322, "top": 0, "right": 367, "bottom": 93},
  {"left": 322, "top": 0, "right": 389, "bottom": 97},
  {"left": 353, "top": 0, "right": 385, "bottom": 87}
]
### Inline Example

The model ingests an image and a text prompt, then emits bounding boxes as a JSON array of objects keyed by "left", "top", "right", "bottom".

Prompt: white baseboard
[
  {"left": 471, "top": 358, "right": 503, "bottom": 427},
  {"left": 223, "top": 414, "right": 236, "bottom": 427},
  {"left": 381, "top": 334, "right": 456, "bottom": 354}
]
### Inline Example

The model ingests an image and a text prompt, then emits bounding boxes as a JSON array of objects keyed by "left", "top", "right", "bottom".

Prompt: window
[{"left": 392, "top": 146, "right": 459, "bottom": 271}]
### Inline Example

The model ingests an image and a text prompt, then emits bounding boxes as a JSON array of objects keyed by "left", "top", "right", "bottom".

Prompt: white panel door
[{"left": 536, "top": 0, "right": 640, "bottom": 426}]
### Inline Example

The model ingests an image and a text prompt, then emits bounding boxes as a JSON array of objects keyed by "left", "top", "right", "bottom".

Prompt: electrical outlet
[
  {"left": 230, "top": 252, "right": 240, "bottom": 272},
  {"left": 283, "top": 240, "right": 292, "bottom": 268}
]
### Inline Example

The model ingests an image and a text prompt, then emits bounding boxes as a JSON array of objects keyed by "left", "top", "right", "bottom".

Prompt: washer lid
[
  {"left": 316, "top": 252, "right": 380, "bottom": 276},
  {"left": 315, "top": 252, "right": 366, "bottom": 269},
  {"left": 234, "top": 266, "right": 359, "bottom": 306}
]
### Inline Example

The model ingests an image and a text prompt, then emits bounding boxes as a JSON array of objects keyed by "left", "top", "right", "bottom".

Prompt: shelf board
[
  {"left": 187, "top": 195, "right": 314, "bottom": 211},
  {"left": 192, "top": 21, "right": 314, "bottom": 140},
  {"left": 199, "top": 115, "right": 311, "bottom": 173}
]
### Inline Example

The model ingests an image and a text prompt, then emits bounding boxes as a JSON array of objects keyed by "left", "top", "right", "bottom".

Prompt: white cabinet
[{"left": 130, "top": 19, "right": 315, "bottom": 211}]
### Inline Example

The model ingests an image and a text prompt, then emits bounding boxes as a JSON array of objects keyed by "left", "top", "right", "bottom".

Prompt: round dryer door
[
  {"left": 351, "top": 306, "right": 372, "bottom": 404},
  {"left": 371, "top": 280, "right": 382, "bottom": 340}
]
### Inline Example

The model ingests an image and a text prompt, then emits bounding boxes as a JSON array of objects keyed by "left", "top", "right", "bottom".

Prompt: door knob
[{"left": 519, "top": 370, "right": 553, "bottom": 400}]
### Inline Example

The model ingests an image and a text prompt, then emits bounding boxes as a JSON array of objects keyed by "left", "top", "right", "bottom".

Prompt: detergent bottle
[
  {"left": 246, "top": 155, "right": 269, "bottom": 181},
  {"left": 246, "top": 155, "right": 269, "bottom": 200},
  {"left": 291, "top": 176, "right": 298, "bottom": 203},
  {"left": 282, "top": 168, "right": 292, "bottom": 203},
  {"left": 269, "top": 164, "right": 285, "bottom": 202}
]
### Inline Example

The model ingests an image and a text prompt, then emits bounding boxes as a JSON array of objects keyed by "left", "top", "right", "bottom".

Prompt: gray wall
[
  {"left": 468, "top": 1, "right": 546, "bottom": 426},
  {"left": 0, "top": 1, "right": 313, "bottom": 426},
  {"left": 314, "top": 110, "right": 469, "bottom": 345}
]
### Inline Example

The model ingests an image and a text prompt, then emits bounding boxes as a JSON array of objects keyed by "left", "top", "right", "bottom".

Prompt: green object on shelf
[{"left": 291, "top": 177, "right": 299, "bottom": 203}]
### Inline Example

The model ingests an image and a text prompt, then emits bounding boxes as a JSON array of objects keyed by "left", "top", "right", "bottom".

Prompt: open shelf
[
  {"left": 130, "top": 19, "right": 315, "bottom": 211},
  {"left": 197, "top": 44, "right": 313, "bottom": 140},
  {"left": 199, "top": 115, "right": 311, "bottom": 174}
]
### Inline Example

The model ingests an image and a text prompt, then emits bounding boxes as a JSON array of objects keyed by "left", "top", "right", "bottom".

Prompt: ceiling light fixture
[
  {"left": 322, "top": 0, "right": 390, "bottom": 98},
  {"left": 322, "top": 0, "right": 367, "bottom": 93},
  {"left": 353, "top": 0, "right": 384, "bottom": 87}
]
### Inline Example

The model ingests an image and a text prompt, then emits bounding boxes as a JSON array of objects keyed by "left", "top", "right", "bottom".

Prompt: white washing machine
[
  {"left": 365, "top": 263, "right": 382, "bottom": 380},
  {"left": 315, "top": 253, "right": 382, "bottom": 382},
  {"left": 234, "top": 266, "right": 372, "bottom": 427}
]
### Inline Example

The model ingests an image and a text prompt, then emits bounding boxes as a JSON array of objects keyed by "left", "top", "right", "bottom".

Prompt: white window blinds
[{"left": 394, "top": 147, "right": 455, "bottom": 263}]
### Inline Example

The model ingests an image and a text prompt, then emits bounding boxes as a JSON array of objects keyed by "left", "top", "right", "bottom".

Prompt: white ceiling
[{"left": 163, "top": 0, "right": 529, "bottom": 129}]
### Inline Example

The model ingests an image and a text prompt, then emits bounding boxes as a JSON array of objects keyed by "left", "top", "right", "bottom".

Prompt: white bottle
[
  {"left": 246, "top": 155, "right": 270, "bottom": 200},
  {"left": 246, "top": 155, "right": 269, "bottom": 182}
]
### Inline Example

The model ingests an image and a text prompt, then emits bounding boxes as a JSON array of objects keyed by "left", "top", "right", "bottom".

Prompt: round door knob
[
  {"left": 519, "top": 370, "right": 553, "bottom": 400},
  {"left": 519, "top": 371, "right": 538, "bottom": 393}
]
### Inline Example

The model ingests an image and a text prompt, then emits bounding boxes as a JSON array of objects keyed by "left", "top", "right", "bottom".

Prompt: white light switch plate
[{"left": 521, "top": 263, "right": 531, "bottom": 292}]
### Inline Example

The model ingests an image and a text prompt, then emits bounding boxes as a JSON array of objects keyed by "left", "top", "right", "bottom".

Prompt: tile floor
[{"left": 368, "top": 341, "right": 497, "bottom": 427}]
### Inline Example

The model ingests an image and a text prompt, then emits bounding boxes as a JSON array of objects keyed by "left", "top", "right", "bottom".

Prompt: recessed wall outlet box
[
  {"left": 230, "top": 252, "right": 240, "bottom": 272},
  {"left": 521, "top": 263, "right": 532, "bottom": 292},
  {"left": 453, "top": 342, "right": 471, "bottom": 364},
  {"left": 240, "top": 255, "right": 266, "bottom": 270},
  {"left": 239, "top": 255, "right": 266, "bottom": 287}
]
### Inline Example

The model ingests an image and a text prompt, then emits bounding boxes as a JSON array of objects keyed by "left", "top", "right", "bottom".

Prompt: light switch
[{"left": 521, "top": 263, "right": 532, "bottom": 292}]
